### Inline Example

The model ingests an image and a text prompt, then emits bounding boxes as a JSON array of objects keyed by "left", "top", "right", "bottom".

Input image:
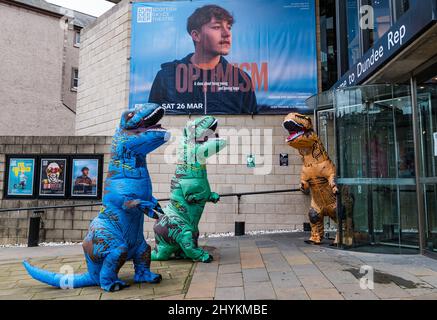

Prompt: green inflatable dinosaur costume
[{"left": 151, "top": 116, "right": 226, "bottom": 263}]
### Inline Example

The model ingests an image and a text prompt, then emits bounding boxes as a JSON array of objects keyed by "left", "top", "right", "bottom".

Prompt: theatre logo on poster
[
  {"left": 137, "top": 6, "right": 176, "bottom": 23},
  {"left": 130, "top": 0, "right": 317, "bottom": 115}
]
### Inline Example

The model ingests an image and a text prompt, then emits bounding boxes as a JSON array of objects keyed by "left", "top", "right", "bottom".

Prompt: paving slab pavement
[
  {"left": 1, "top": 232, "right": 437, "bottom": 300},
  {"left": 0, "top": 244, "right": 195, "bottom": 300},
  {"left": 204, "top": 232, "right": 437, "bottom": 300}
]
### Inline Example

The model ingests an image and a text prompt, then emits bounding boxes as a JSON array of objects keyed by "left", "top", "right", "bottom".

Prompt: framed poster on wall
[
  {"left": 5, "top": 156, "right": 36, "bottom": 197},
  {"left": 3, "top": 154, "right": 104, "bottom": 200},
  {"left": 39, "top": 158, "right": 67, "bottom": 197},
  {"left": 70, "top": 156, "right": 103, "bottom": 199}
]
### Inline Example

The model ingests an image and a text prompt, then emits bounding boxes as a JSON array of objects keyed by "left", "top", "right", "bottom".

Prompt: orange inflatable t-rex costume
[{"left": 283, "top": 113, "right": 338, "bottom": 245}]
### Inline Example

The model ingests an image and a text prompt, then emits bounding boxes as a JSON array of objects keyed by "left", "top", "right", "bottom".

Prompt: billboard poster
[
  {"left": 7, "top": 158, "right": 35, "bottom": 196},
  {"left": 71, "top": 158, "right": 99, "bottom": 197},
  {"left": 39, "top": 158, "right": 67, "bottom": 197},
  {"left": 130, "top": 0, "right": 317, "bottom": 115}
]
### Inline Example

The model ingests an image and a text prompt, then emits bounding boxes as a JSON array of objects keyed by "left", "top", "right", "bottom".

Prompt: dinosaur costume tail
[{"left": 23, "top": 260, "right": 96, "bottom": 289}]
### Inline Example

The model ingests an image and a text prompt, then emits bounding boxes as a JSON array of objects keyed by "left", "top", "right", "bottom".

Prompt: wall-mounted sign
[
  {"left": 280, "top": 153, "right": 289, "bottom": 167},
  {"left": 130, "top": 0, "right": 317, "bottom": 115},
  {"left": 6, "top": 158, "right": 35, "bottom": 197},
  {"left": 71, "top": 158, "right": 100, "bottom": 197},
  {"left": 39, "top": 158, "right": 67, "bottom": 197},
  {"left": 247, "top": 154, "right": 256, "bottom": 168}
]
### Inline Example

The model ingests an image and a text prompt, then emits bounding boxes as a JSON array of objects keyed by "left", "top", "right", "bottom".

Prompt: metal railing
[
  {"left": 0, "top": 188, "right": 301, "bottom": 246},
  {"left": 0, "top": 188, "right": 300, "bottom": 214}
]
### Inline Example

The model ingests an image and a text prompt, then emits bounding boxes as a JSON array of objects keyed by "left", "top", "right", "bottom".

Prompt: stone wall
[
  {"left": 0, "top": 132, "right": 310, "bottom": 245},
  {"left": 72, "top": 0, "right": 311, "bottom": 244},
  {"left": 75, "top": 0, "right": 132, "bottom": 136},
  {"left": 148, "top": 115, "right": 310, "bottom": 235},
  {"left": 0, "top": 136, "right": 111, "bottom": 245},
  {"left": 0, "top": 1, "right": 76, "bottom": 136}
]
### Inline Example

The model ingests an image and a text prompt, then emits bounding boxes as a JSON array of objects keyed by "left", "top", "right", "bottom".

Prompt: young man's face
[
  {"left": 193, "top": 17, "right": 232, "bottom": 56},
  {"left": 82, "top": 170, "right": 89, "bottom": 176}
]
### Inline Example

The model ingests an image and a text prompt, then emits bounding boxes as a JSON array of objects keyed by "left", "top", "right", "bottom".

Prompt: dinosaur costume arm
[
  {"left": 300, "top": 169, "right": 310, "bottom": 194},
  {"left": 179, "top": 178, "right": 211, "bottom": 204},
  {"left": 122, "top": 197, "right": 159, "bottom": 219},
  {"left": 209, "top": 192, "right": 220, "bottom": 203},
  {"left": 324, "top": 160, "right": 338, "bottom": 194}
]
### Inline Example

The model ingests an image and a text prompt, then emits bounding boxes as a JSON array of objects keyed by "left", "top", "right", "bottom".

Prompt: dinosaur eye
[{"left": 128, "top": 113, "right": 134, "bottom": 118}]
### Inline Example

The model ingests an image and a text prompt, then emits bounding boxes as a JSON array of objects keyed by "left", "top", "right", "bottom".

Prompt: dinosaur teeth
[
  {"left": 283, "top": 120, "right": 304, "bottom": 133},
  {"left": 141, "top": 107, "right": 165, "bottom": 129},
  {"left": 143, "top": 107, "right": 162, "bottom": 121},
  {"left": 287, "top": 131, "right": 305, "bottom": 142},
  {"left": 209, "top": 119, "right": 218, "bottom": 132}
]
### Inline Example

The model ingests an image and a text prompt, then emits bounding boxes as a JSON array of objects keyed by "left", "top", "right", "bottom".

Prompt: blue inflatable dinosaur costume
[{"left": 23, "top": 104, "right": 169, "bottom": 292}]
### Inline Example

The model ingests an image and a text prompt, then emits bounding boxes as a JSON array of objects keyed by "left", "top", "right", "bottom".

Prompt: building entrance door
[
  {"left": 317, "top": 109, "right": 338, "bottom": 238},
  {"left": 334, "top": 85, "right": 419, "bottom": 253},
  {"left": 417, "top": 83, "right": 437, "bottom": 253}
]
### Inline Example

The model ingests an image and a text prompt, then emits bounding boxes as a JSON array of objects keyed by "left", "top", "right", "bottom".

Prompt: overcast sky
[{"left": 46, "top": 0, "right": 115, "bottom": 17}]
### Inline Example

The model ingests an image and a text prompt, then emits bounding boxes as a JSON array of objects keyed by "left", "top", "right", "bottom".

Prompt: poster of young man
[
  {"left": 6, "top": 158, "right": 35, "bottom": 196},
  {"left": 71, "top": 159, "right": 99, "bottom": 197},
  {"left": 39, "top": 159, "right": 67, "bottom": 196},
  {"left": 130, "top": 0, "right": 317, "bottom": 115}
]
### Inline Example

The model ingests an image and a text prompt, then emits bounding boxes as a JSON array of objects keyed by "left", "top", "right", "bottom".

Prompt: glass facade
[
  {"left": 314, "top": 0, "right": 437, "bottom": 256},
  {"left": 308, "top": 83, "right": 437, "bottom": 254},
  {"left": 330, "top": 0, "right": 417, "bottom": 78},
  {"left": 367, "top": 0, "right": 392, "bottom": 47},
  {"left": 393, "top": 0, "right": 414, "bottom": 20},
  {"left": 418, "top": 83, "right": 437, "bottom": 253},
  {"left": 319, "top": 0, "right": 338, "bottom": 91},
  {"left": 336, "top": 85, "right": 418, "bottom": 252},
  {"left": 346, "top": 0, "right": 361, "bottom": 68}
]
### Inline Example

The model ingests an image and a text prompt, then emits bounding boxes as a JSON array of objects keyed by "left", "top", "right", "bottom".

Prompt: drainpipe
[{"left": 410, "top": 77, "right": 426, "bottom": 254}]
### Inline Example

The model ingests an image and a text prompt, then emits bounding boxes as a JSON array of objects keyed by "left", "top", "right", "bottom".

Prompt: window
[
  {"left": 320, "top": 0, "right": 338, "bottom": 90},
  {"left": 71, "top": 68, "right": 79, "bottom": 90},
  {"left": 368, "top": 0, "right": 392, "bottom": 46},
  {"left": 393, "top": 0, "right": 414, "bottom": 21},
  {"left": 346, "top": 0, "right": 361, "bottom": 68},
  {"left": 74, "top": 31, "right": 81, "bottom": 46},
  {"left": 340, "top": 0, "right": 416, "bottom": 73}
]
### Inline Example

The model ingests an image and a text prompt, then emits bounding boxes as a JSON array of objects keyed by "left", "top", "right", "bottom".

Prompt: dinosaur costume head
[
  {"left": 283, "top": 113, "right": 319, "bottom": 149},
  {"left": 183, "top": 116, "right": 227, "bottom": 164},
  {"left": 118, "top": 103, "right": 170, "bottom": 154}
]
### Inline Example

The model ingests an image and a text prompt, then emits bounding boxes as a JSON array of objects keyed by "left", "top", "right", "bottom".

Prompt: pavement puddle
[{"left": 343, "top": 267, "right": 429, "bottom": 289}]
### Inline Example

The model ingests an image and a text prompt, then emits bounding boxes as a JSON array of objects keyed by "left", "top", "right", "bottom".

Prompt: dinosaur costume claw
[
  {"left": 23, "top": 104, "right": 169, "bottom": 292},
  {"left": 152, "top": 116, "right": 226, "bottom": 263}
]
